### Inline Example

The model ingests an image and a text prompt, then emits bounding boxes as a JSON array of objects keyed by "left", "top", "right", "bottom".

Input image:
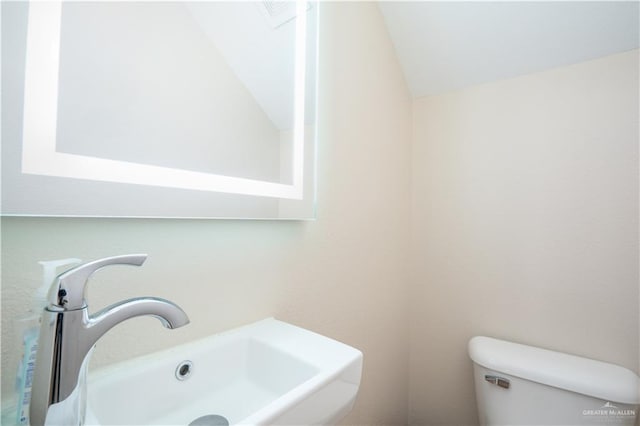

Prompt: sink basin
[{"left": 85, "top": 319, "right": 363, "bottom": 425}]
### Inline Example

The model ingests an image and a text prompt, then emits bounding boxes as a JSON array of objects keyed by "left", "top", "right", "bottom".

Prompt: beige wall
[
  {"left": 409, "top": 50, "right": 639, "bottom": 426},
  {"left": 1, "top": 3, "right": 412, "bottom": 425}
]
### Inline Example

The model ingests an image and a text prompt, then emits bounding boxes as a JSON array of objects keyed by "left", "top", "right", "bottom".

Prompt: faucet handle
[{"left": 47, "top": 254, "right": 147, "bottom": 311}]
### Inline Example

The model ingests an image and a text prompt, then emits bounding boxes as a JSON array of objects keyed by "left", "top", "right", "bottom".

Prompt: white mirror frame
[{"left": 22, "top": 1, "right": 308, "bottom": 200}]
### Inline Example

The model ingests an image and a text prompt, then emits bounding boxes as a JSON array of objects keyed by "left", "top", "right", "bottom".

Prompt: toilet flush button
[{"left": 485, "top": 375, "right": 510, "bottom": 389}]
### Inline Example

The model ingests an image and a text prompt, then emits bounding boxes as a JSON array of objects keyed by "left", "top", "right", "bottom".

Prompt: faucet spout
[{"left": 87, "top": 297, "right": 190, "bottom": 343}]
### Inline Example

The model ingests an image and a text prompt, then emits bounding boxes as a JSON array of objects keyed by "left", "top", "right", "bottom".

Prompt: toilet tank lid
[{"left": 468, "top": 336, "right": 640, "bottom": 405}]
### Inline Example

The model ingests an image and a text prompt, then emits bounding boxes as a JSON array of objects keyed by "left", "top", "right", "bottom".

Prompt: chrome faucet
[{"left": 30, "top": 254, "right": 190, "bottom": 426}]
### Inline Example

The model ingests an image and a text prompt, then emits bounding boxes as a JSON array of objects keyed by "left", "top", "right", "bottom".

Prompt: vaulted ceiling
[{"left": 378, "top": 1, "right": 640, "bottom": 98}]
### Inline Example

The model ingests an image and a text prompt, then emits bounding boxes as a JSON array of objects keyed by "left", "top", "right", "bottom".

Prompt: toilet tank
[{"left": 469, "top": 336, "right": 640, "bottom": 426}]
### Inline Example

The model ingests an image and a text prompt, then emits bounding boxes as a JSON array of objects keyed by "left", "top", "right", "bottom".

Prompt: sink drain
[
  {"left": 175, "top": 360, "right": 193, "bottom": 380},
  {"left": 189, "top": 414, "right": 230, "bottom": 426}
]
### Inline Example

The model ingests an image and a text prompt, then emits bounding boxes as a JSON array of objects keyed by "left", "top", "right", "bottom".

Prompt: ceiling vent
[{"left": 256, "top": 1, "right": 311, "bottom": 29}]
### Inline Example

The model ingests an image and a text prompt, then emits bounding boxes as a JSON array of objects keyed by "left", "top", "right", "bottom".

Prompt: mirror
[{"left": 2, "top": 1, "right": 318, "bottom": 219}]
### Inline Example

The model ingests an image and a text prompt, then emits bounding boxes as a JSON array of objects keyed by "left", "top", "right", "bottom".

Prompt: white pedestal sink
[{"left": 85, "top": 319, "right": 363, "bottom": 425}]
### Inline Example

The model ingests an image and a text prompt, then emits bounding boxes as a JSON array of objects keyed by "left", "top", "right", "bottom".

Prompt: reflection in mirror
[{"left": 2, "top": 1, "right": 318, "bottom": 219}]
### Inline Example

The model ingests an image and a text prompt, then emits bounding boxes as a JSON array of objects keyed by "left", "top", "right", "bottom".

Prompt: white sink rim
[{"left": 86, "top": 318, "right": 363, "bottom": 425}]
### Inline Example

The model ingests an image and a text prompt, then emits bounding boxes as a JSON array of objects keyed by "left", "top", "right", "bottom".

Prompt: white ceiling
[{"left": 379, "top": 1, "right": 640, "bottom": 98}]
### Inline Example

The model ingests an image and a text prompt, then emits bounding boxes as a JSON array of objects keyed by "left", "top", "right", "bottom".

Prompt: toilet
[{"left": 469, "top": 336, "right": 640, "bottom": 425}]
